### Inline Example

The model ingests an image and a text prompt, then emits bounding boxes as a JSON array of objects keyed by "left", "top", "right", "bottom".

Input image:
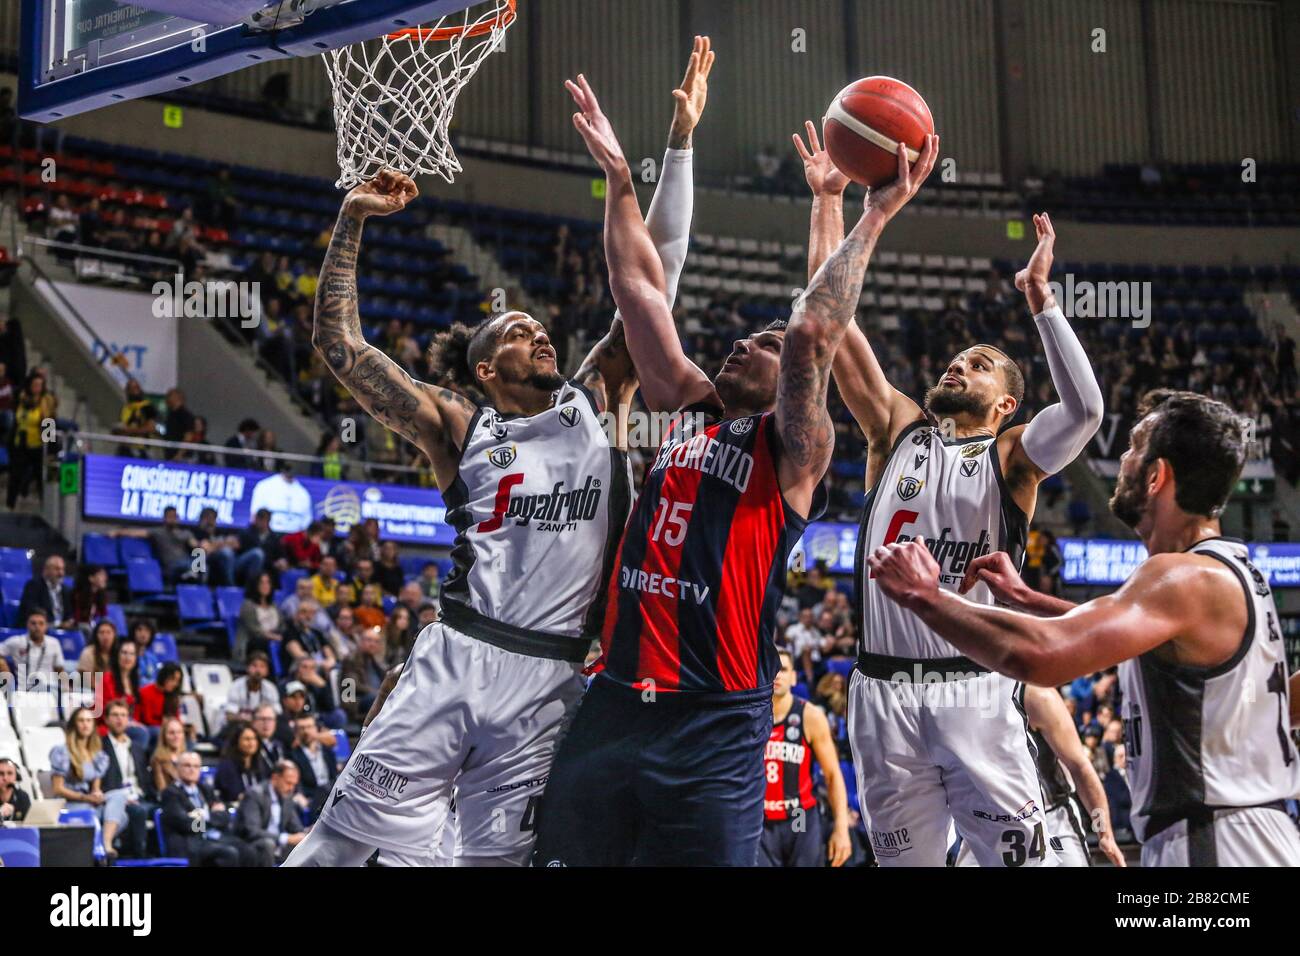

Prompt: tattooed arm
[
  {"left": 313, "top": 171, "right": 476, "bottom": 490},
  {"left": 793, "top": 123, "right": 923, "bottom": 466},
  {"left": 776, "top": 136, "right": 939, "bottom": 516}
]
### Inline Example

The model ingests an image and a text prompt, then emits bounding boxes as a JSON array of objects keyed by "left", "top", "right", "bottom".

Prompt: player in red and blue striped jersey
[{"left": 532, "top": 66, "right": 938, "bottom": 866}]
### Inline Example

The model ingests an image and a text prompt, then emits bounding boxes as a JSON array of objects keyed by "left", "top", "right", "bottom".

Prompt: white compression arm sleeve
[
  {"left": 1019, "top": 305, "right": 1105, "bottom": 474},
  {"left": 642, "top": 147, "right": 694, "bottom": 308}
]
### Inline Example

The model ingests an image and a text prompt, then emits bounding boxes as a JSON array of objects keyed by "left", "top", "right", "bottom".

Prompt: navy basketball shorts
[
  {"left": 757, "top": 810, "right": 825, "bottom": 867},
  {"left": 532, "top": 674, "right": 772, "bottom": 867}
]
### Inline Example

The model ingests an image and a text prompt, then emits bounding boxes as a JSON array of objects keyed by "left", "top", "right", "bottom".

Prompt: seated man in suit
[
  {"left": 238, "top": 760, "right": 307, "bottom": 866},
  {"left": 17, "top": 554, "right": 75, "bottom": 630},
  {"left": 101, "top": 698, "right": 158, "bottom": 858},
  {"left": 161, "top": 752, "right": 259, "bottom": 866},
  {"left": 289, "top": 713, "right": 337, "bottom": 821}
]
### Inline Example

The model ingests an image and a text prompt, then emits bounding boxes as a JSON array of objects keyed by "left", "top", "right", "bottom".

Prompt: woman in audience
[
  {"left": 353, "top": 583, "right": 387, "bottom": 632},
  {"left": 129, "top": 619, "right": 162, "bottom": 684},
  {"left": 0, "top": 757, "right": 32, "bottom": 822},
  {"left": 150, "top": 716, "right": 188, "bottom": 794},
  {"left": 71, "top": 564, "right": 110, "bottom": 627},
  {"left": 49, "top": 706, "right": 129, "bottom": 861},
  {"left": 383, "top": 604, "right": 416, "bottom": 665},
  {"left": 99, "top": 636, "right": 143, "bottom": 741},
  {"left": 213, "top": 720, "right": 268, "bottom": 805},
  {"left": 235, "top": 571, "right": 282, "bottom": 662},
  {"left": 137, "top": 662, "right": 189, "bottom": 746},
  {"left": 76, "top": 618, "right": 117, "bottom": 676}
]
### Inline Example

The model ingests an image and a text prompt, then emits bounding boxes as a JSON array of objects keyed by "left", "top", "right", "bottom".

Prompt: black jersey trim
[
  {"left": 569, "top": 379, "right": 603, "bottom": 417},
  {"left": 853, "top": 419, "right": 927, "bottom": 654},
  {"left": 440, "top": 597, "right": 591, "bottom": 663},
  {"left": 1181, "top": 535, "right": 1245, "bottom": 553},
  {"left": 1138, "top": 549, "right": 1255, "bottom": 681},
  {"left": 449, "top": 403, "right": 489, "bottom": 464},
  {"left": 854, "top": 651, "right": 990, "bottom": 681},
  {"left": 582, "top": 446, "right": 632, "bottom": 638},
  {"left": 988, "top": 434, "right": 1030, "bottom": 557}
]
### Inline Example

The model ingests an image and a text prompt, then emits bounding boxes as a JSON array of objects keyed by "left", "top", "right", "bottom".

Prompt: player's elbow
[
  {"left": 783, "top": 312, "right": 836, "bottom": 368},
  {"left": 997, "top": 641, "right": 1064, "bottom": 687}
]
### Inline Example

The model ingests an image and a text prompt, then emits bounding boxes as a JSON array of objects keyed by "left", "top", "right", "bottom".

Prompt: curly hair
[{"left": 428, "top": 315, "right": 511, "bottom": 396}]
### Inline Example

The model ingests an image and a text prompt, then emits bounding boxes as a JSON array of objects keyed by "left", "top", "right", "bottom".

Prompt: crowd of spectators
[{"left": 0, "top": 494, "right": 446, "bottom": 864}]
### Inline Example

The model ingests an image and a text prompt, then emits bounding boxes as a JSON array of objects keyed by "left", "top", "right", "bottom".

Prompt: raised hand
[
  {"left": 864, "top": 133, "right": 939, "bottom": 223},
  {"left": 342, "top": 169, "right": 419, "bottom": 220},
  {"left": 793, "top": 119, "right": 850, "bottom": 197},
  {"left": 566, "top": 74, "right": 627, "bottom": 175},
  {"left": 1015, "top": 212, "right": 1057, "bottom": 313},
  {"left": 669, "top": 35, "right": 716, "bottom": 149}
]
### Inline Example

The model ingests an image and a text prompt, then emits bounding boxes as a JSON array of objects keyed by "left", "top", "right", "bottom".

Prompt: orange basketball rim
[{"left": 388, "top": 0, "right": 518, "bottom": 42}]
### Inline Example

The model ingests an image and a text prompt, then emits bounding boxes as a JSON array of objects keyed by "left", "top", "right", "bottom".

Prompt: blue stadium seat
[
  {"left": 791, "top": 681, "right": 809, "bottom": 700},
  {"left": 54, "top": 629, "right": 85, "bottom": 661},
  {"left": 333, "top": 729, "right": 351, "bottom": 767},
  {"left": 826, "top": 658, "right": 855, "bottom": 680},
  {"left": 151, "top": 808, "right": 191, "bottom": 864},
  {"left": 118, "top": 538, "right": 155, "bottom": 563},
  {"left": 126, "top": 559, "right": 173, "bottom": 602},
  {"left": 0, "top": 575, "right": 24, "bottom": 605},
  {"left": 105, "top": 603, "right": 128, "bottom": 635},
  {"left": 82, "top": 534, "right": 120, "bottom": 569},
  {"left": 382, "top": 595, "right": 396, "bottom": 616},
  {"left": 150, "top": 633, "right": 180, "bottom": 663},
  {"left": 0, "top": 826, "right": 41, "bottom": 867},
  {"left": 176, "top": 584, "right": 216, "bottom": 622},
  {"left": 280, "top": 568, "right": 307, "bottom": 594},
  {"left": 176, "top": 585, "right": 228, "bottom": 643},
  {"left": 215, "top": 586, "right": 245, "bottom": 650},
  {"left": 0, "top": 548, "right": 31, "bottom": 577}
]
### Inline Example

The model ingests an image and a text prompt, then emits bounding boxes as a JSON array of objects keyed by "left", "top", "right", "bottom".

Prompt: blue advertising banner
[
  {"left": 792, "top": 523, "right": 1300, "bottom": 589},
  {"left": 1060, "top": 538, "right": 1300, "bottom": 588},
  {"left": 81, "top": 454, "right": 454, "bottom": 546}
]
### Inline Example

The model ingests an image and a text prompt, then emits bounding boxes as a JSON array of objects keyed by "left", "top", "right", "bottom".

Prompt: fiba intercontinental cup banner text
[{"left": 81, "top": 454, "right": 454, "bottom": 546}]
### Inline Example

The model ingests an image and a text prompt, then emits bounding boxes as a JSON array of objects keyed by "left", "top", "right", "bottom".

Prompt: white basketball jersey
[
  {"left": 1120, "top": 537, "right": 1300, "bottom": 843},
  {"left": 441, "top": 382, "right": 630, "bottom": 643},
  {"left": 856, "top": 421, "right": 1028, "bottom": 659}
]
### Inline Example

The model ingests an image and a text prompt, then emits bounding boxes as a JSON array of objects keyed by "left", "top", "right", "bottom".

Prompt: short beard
[
  {"left": 715, "top": 370, "right": 774, "bottom": 413},
  {"left": 525, "top": 370, "right": 566, "bottom": 392},
  {"left": 1109, "top": 475, "right": 1148, "bottom": 529},
  {"left": 924, "top": 385, "right": 991, "bottom": 419}
]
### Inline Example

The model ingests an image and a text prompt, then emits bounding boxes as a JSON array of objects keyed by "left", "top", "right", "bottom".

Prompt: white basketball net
[{"left": 323, "top": 0, "right": 516, "bottom": 189}]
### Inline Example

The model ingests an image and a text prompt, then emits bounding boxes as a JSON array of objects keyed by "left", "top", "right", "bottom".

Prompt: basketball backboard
[{"left": 18, "top": 0, "right": 480, "bottom": 122}]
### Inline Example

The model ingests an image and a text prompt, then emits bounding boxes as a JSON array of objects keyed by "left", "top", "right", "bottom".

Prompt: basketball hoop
[{"left": 323, "top": 0, "right": 517, "bottom": 189}]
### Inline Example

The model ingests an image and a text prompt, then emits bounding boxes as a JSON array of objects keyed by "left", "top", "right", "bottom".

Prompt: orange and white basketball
[{"left": 823, "top": 76, "right": 935, "bottom": 188}]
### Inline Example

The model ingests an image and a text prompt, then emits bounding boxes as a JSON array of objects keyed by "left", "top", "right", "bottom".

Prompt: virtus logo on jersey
[
  {"left": 559, "top": 406, "right": 582, "bottom": 428},
  {"left": 896, "top": 475, "right": 923, "bottom": 500},
  {"left": 486, "top": 445, "right": 517, "bottom": 468}
]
